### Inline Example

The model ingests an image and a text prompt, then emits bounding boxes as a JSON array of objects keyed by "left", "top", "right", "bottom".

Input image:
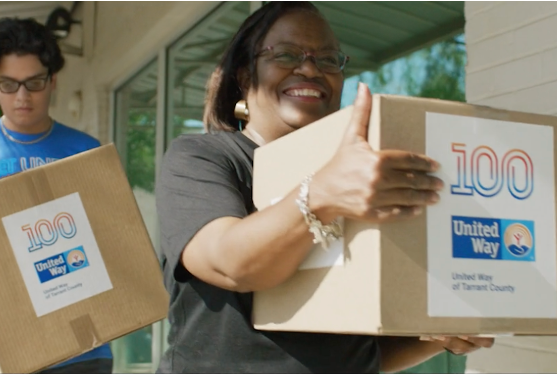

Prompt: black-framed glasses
[
  {"left": 0, "top": 75, "right": 51, "bottom": 94},
  {"left": 257, "top": 44, "right": 349, "bottom": 73}
]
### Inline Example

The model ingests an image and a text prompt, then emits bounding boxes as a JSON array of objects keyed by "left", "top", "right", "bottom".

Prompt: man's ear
[{"left": 50, "top": 74, "right": 57, "bottom": 91}]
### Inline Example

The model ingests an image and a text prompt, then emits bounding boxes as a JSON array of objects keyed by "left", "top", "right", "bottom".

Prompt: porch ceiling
[{"left": 316, "top": 1, "right": 465, "bottom": 76}]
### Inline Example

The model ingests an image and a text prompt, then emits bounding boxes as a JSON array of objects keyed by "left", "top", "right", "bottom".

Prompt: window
[{"left": 166, "top": 1, "right": 252, "bottom": 144}]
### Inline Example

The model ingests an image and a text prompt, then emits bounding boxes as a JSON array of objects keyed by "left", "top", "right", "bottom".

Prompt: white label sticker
[
  {"left": 271, "top": 196, "right": 344, "bottom": 270},
  {"left": 426, "top": 113, "right": 556, "bottom": 318},
  {"left": 2, "top": 193, "right": 113, "bottom": 317}
]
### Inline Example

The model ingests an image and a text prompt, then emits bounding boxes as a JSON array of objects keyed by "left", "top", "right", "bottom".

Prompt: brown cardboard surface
[
  {"left": 252, "top": 94, "right": 556, "bottom": 336},
  {"left": 252, "top": 107, "right": 383, "bottom": 334},
  {"left": 0, "top": 144, "right": 169, "bottom": 373}
]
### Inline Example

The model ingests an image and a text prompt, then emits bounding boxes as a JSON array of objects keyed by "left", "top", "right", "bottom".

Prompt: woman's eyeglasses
[
  {"left": 257, "top": 44, "right": 349, "bottom": 74},
  {"left": 0, "top": 75, "right": 51, "bottom": 94}
]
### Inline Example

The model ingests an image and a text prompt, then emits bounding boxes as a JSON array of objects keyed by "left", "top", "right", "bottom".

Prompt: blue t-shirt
[{"left": 0, "top": 120, "right": 113, "bottom": 366}]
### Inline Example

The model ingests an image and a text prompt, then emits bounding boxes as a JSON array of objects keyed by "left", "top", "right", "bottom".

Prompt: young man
[{"left": 0, "top": 18, "right": 113, "bottom": 373}]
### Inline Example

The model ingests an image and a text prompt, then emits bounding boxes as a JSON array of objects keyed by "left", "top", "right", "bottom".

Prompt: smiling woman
[
  {"left": 155, "top": 2, "right": 492, "bottom": 373},
  {"left": 203, "top": 3, "right": 345, "bottom": 138}
]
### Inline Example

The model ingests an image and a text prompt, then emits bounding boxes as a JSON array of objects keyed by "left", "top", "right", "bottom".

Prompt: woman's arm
[{"left": 182, "top": 187, "right": 318, "bottom": 292}]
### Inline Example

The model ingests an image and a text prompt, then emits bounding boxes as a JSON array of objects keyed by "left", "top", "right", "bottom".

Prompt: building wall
[
  {"left": 466, "top": 1, "right": 556, "bottom": 115},
  {"left": 464, "top": 2, "right": 556, "bottom": 373}
]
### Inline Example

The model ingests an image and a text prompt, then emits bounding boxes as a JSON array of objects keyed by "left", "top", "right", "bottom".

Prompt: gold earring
[{"left": 234, "top": 100, "right": 249, "bottom": 121}]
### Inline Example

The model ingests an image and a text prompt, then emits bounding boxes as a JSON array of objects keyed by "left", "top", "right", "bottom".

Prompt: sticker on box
[
  {"left": 425, "top": 113, "right": 556, "bottom": 318},
  {"left": 2, "top": 192, "right": 113, "bottom": 317}
]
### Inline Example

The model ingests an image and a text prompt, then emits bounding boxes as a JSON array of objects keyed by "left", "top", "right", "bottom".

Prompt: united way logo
[
  {"left": 451, "top": 216, "right": 535, "bottom": 262},
  {"left": 34, "top": 246, "right": 90, "bottom": 283},
  {"left": 503, "top": 223, "right": 533, "bottom": 258},
  {"left": 67, "top": 249, "right": 86, "bottom": 269}
]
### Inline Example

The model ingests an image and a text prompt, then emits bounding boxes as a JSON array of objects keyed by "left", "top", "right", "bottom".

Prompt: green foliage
[
  {"left": 125, "top": 110, "right": 156, "bottom": 192},
  {"left": 372, "top": 35, "right": 467, "bottom": 102}
]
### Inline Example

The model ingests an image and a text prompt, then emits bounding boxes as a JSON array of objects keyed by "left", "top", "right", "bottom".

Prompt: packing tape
[
  {"left": 31, "top": 169, "right": 55, "bottom": 203},
  {"left": 70, "top": 314, "right": 101, "bottom": 352}
]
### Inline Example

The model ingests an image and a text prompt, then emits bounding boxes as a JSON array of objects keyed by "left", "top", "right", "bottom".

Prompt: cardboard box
[
  {"left": 0, "top": 144, "right": 169, "bottom": 373},
  {"left": 252, "top": 95, "right": 557, "bottom": 336}
]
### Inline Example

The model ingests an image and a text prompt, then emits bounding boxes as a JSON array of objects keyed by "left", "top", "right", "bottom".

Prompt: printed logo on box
[
  {"left": 34, "top": 246, "right": 89, "bottom": 283},
  {"left": 452, "top": 215, "right": 535, "bottom": 261},
  {"left": 426, "top": 113, "right": 556, "bottom": 319},
  {"left": 449, "top": 143, "right": 533, "bottom": 200},
  {"left": 1, "top": 193, "right": 113, "bottom": 317}
]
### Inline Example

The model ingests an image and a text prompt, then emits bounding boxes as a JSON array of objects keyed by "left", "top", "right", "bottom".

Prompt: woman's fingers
[
  {"left": 367, "top": 205, "right": 424, "bottom": 222},
  {"left": 419, "top": 336, "right": 496, "bottom": 356},
  {"left": 372, "top": 189, "right": 440, "bottom": 208},
  {"left": 375, "top": 150, "right": 439, "bottom": 173},
  {"left": 374, "top": 169, "right": 444, "bottom": 191}
]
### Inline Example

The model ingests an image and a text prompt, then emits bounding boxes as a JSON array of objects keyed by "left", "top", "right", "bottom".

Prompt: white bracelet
[{"left": 295, "top": 174, "right": 343, "bottom": 249}]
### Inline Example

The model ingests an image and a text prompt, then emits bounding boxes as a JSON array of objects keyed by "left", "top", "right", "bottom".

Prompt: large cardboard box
[
  {"left": 252, "top": 95, "right": 557, "bottom": 336},
  {"left": 0, "top": 144, "right": 169, "bottom": 373}
]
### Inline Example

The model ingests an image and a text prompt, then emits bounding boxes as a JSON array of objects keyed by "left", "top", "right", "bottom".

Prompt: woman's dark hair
[
  {"left": 0, "top": 17, "right": 65, "bottom": 75},
  {"left": 203, "top": 1, "right": 321, "bottom": 133}
]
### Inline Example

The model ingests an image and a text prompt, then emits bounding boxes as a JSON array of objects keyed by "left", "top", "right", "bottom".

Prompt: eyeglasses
[
  {"left": 257, "top": 44, "right": 349, "bottom": 74},
  {"left": 0, "top": 75, "right": 51, "bottom": 94}
]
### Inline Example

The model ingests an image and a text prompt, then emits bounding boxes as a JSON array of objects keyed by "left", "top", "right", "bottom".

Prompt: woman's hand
[
  {"left": 310, "top": 82, "right": 443, "bottom": 224},
  {"left": 420, "top": 335, "right": 495, "bottom": 355},
  {"left": 379, "top": 335, "right": 494, "bottom": 372}
]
